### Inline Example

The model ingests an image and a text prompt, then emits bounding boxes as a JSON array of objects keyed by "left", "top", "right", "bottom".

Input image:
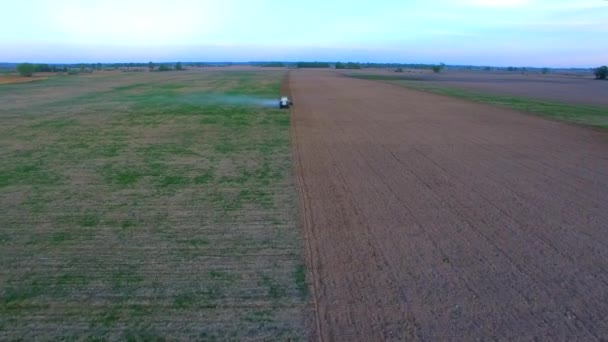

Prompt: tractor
[{"left": 279, "top": 96, "right": 293, "bottom": 109}]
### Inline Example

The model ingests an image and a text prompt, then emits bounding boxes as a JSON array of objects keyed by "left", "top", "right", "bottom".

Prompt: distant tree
[
  {"left": 148, "top": 61, "right": 155, "bottom": 71},
  {"left": 175, "top": 62, "right": 183, "bottom": 71},
  {"left": 16, "top": 63, "right": 35, "bottom": 77},
  {"left": 258, "top": 62, "right": 284, "bottom": 67},
  {"left": 62, "top": 66, "right": 68, "bottom": 72},
  {"left": 541, "top": 67, "right": 550, "bottom": 75},
  {"left": 594, "top": 66, "right": 607, "bottom": 80},
  {"left": 484, "top": 66, "right": 491, "bottom": 71},
  {"left": 158, "top": 64, "right": 171, "bottom": 71},
  {"left": 34, "top": 64, "right": 51, "bottom": 72},
  {"left": 395, "top": 67, "right": 403, "bottom": 73},
  {"left": 346, "top": 62, "right": 361, "bottom": 69},
  {"left": 296, "top": 62, "right": 331, "bottom": 68},
  {"left": 431, "top": 63, "right": 445, "bottom": 73},
  {"left": 335, "top": 62, "right": 361, "bottom": 69}
]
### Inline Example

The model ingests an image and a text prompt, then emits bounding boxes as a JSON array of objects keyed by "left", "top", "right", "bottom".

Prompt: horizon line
[{"left": 0, "top": 61, "right": 599, "bottom": 70}]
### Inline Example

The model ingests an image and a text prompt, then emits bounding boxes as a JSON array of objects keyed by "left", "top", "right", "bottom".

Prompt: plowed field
[{"left": 290, "top": 70, "right": 608, "bottom": 341}]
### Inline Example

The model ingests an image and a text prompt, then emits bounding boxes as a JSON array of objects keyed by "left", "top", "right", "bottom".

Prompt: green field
[
  {"left": 0, "top": 70, "right": 309, "bottom": 340},
  {"left": 351, "top": 74, "right": 608, "bottom": 129}
]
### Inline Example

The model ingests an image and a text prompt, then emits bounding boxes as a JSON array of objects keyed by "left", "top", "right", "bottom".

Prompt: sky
[{"left": 1, "top": 0, "right": 606, "bottom": 67}]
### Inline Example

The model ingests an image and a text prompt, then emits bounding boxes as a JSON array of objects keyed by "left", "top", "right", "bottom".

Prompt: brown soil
[
  {"left": 348, "top": 69, "right": 608, "bottom": 107},
  {"left": 290, "top": 70, "right": 608, "bottom": 340},
  {"left": 0, "top": 76, "right": 47, "bottom": 84}
]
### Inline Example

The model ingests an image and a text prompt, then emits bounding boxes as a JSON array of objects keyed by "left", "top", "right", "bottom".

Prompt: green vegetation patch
[
  {"left": 157, "top": 174, "right": 190, "bottom": 188},
  {"left": 101, "top": 165, "right": 143, "bottom": 186},
  {"left": 294, "top": 264, "right": 308, "bottom": 299},
  {"left": 29, "top": 118, "right": 79, "bottom": 130},
  {"left": 0, "top": 162, "right": 63, "bottom": 188},
  {"left": 0, "top": 69, "right": 308, "bottom": 340}
]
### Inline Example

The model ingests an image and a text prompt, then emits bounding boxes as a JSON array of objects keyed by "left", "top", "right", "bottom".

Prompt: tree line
[
  {"left": 296, "top": 62, "right": 331, "bottom": 68},
  {"left": 14, "top": 61, "right": 608, "bottom": 79},
  {"left": 335, "top": 62, "right": 362, "bottom": 69},
  {"left": 16, "top": 63, "right": 89, "bottom": 76},
  {"left": 15, "top": 62, "right": 187, "bottom": 77},
  {"left": 147, "top": 62, "right": 183, "bottom": 72}
]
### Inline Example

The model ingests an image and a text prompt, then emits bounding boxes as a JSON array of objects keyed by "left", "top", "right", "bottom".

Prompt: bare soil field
[
  {"left": 349, "top": 69, "right": 608, "bottom": 107},
  {"left": 290, "top": 70, "right": 608, "bottom": 340},
  {"left": 0, "top": 75, "right": 48, "bottom": 85}
]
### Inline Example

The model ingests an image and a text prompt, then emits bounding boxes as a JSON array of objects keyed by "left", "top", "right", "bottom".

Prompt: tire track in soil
[
  {"left": 286, "top": 71, "right": 324, "bottom": 342},
  {"left": 289, "top": 70, "right": 608, "bottom": 341}
]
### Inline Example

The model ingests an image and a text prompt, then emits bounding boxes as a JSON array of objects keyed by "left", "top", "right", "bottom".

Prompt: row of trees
[
  {"left": 148, "top": 62, "right": 183, "bottom": 71},
  {"left": 357, "top": 62, "right": 447, "bottom": 69},
  {"left": 296, "top": 62, "right": 331, "bottom": 68},
  {"left": 15, "top": 61, "right": 607, "bottom": 79},
  {"left": 16, "top": 63, "right": 81, "bottom": 76},
  {"left": 15, "top": 62, "right": 188, "bottom": 77},
  {"left": 335, "top": 62, "right": 362, "bottom": 69},
  {"left": 255, "top": 62, "right": 285, "bottom": 67}
]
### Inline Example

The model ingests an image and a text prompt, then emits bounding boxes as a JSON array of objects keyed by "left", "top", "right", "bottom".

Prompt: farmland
[
  {"left": 0, "top": 69, "right": 310, "bottom": 340},
  {"left": 0, "top": 76, "right": 49, "bottom": 85},
  {"left": 349, "top": 71, "right": 608, "bottom": 128},
  {"left": 3, "top": 66, "right": 608, "bottom": 341},
  {"left": 349, "top": 69, "right": 608, "bottom": 106},
  {"left": 290, "top": 70, "right": 608, "bottom": 340}
]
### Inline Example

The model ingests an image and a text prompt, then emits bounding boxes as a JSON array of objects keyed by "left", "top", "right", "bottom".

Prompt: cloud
[
  {"left": 462, "top": 0, "right": 529, "bottom": 7},
  {"left": 1, "top": 0, "right": 605, "bottom": 66}
]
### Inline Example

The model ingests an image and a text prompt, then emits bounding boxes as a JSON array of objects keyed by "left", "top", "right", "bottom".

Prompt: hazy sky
[{"left": 1, "top": 0, "right": 606, "bottom": 67}]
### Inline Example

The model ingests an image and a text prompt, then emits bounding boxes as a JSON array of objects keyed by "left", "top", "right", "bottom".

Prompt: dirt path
[{"left": 289, "top": 70, "right": 608, "bottom": 341}]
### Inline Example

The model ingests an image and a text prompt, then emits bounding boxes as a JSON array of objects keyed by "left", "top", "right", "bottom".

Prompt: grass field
[
  {"left": 0, "top": 69, "right": 309, "bottom": 340},
  {"left": 351, "top": 74, "right": 608, "bottom": 129}
]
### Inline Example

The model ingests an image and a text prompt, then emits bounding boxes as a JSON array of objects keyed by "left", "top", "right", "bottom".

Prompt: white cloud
[
  {"left": 462, "top": 0, "right": 529, "bottom": 7},
  {"left": 1, "top": 0, "right": 606, "bottom": 66},
  {"left": 47, "top": 0, "right": 234, "bottom": 45}
]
